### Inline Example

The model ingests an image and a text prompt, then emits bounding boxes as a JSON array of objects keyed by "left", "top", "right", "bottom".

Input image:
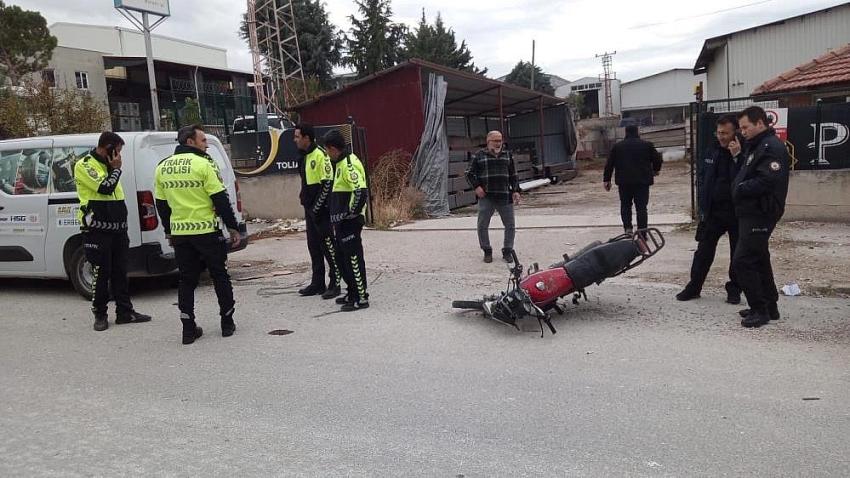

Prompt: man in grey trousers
[{"left": 465, "top": 130, "right": 521, "bottom": 263}]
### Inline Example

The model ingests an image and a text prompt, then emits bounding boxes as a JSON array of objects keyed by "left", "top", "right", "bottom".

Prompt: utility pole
[
  {"left": 116, "top": 2, "right": 170, "bottom": 130},
  {"left": 531, "top": 40, "right": 536, "bottom": 91},
  {"left": 595, "top": 51, "right": 617, "bottom": 117}
]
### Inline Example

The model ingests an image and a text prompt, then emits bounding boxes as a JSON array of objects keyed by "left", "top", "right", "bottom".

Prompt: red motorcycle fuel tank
[{"left": 520, "top": 267, "right": 576, "bottom": 306}]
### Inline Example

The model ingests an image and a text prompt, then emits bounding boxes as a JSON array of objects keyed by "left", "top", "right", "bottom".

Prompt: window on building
[
  {"left": 41, "top": 69, "right": 56, "bottom": 88},
  {"left": 75, "top": 71, "right": 89, "bottom": 90}
]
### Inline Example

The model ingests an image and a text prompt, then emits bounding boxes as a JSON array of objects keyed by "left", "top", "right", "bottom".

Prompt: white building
[
  {"left": 49, "top": 23, "right": 230, "bottom": 71},
  {"left": 621, "top": 69, "right": 706, "bottom": 126},
  {"left": 693, "top": 2, "right": 850, "bottom": 100},
  {"left": 566, "top": 76, "right": 621, "bottom": 118},
  {"left": 41, "top": 23, "right": 254, "bottom": 132}
]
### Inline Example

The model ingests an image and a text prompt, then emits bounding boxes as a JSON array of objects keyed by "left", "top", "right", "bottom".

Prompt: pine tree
[
  {"left": 403, "top": 10, "right": 485, "bottom": 74},
  {"left": 0, "top": 1, "right": 58, "bottom": 86},
  {"left": 503, "top": 61, "right": 554, "bottom": 95},
  {"left": 344, "top": 0, "right": 407, "bottom": 78}
]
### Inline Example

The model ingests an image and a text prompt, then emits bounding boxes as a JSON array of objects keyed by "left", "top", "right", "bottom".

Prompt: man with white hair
[{"left": 465, "top": 131, "right": 521, "bottom": 263}]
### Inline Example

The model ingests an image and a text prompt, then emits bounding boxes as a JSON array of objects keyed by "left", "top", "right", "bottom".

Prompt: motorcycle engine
[{"left": 485, "top": 290, "right": 531, "bottom": 327}]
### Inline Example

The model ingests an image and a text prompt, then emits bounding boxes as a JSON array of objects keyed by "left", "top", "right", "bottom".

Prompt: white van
[{"left": 0, "top": 132, "right": 247, "bottom": 298}]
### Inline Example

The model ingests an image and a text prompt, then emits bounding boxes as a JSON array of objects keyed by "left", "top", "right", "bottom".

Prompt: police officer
[
  {"left": 729, "top": 106, "right": 790, "bottom": 328},
  {"left": 74, "top": 131, "right": 151, "bottom": 331},
  {"left": 324, "top": 130, "right": 370, "bottom": 312},
  {"left": 677, "top": 115, "right": 742, "bottom": 304},
  {"left": 295, "top": 123, "right": 341, "bottom": 299},
  {"left": 154, "top": 125, "right": 242, "bottom": 344}
]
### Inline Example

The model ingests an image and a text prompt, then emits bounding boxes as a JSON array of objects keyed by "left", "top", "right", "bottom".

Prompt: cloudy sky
[{"left": 8, "top": 0, "right": 849, "bottom": 81}]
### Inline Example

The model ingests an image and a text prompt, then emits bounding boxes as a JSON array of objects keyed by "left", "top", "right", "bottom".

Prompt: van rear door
[{"left": 0, "top": 139, "right": 52, "bottom": 273}]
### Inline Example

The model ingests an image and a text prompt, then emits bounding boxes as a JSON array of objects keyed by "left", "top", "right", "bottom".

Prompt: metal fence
[
  {"left": 688, "top": 93, "right": 850, "bottom": 218},
  {"left": 160, "top": 81, "right": 255, "bottom": 143}
]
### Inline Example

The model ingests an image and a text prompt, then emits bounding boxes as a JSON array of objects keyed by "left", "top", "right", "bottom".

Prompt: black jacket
[
  {"left": 604, "top": 132, "right": 663, "bottom": 186},
  {"left": 698, "top": 140, "right": 742, "bottom": 222},
  {"left": 731, "top": 128, "right": 790, "bottom": 222}
]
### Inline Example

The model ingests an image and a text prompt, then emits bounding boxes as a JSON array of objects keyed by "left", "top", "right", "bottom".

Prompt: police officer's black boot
[
  {"left": 341, "top": 293, "right": 370, "bottom": 312},
  {"left": 221, "top": 307, "right": 236, "bottom": 337},
  {"left": 675, "top": 286, "right": 700, "bottom": 301},
  {"left": 502, "top": 248, "right": 514, "bottom": 263},
  {"left": 739, "top": 303, "right": 780, "bottom": 321},
  {"left": 321, "top": 283, "right": 341, "bottom": 300},
  {"left": 741, "top": 308, "right": 770, "bottom": 328},
  {"left": 336, "top": 293, "right": 351, "bottom": 305},
  {"left": 298, "top": 283, "right": 326, "bottom": 296},
  {"left": 115, "top": 310, "right": 152, "bottom": 324},
  {"left": 93, "top": 313, "right": 109, "bottom": 332},
  {"left": 181, "top": 314, "right": 204, "bottom": 345},
  {"left": 725, "top": 283, "right": 742, "bottom": 305}
]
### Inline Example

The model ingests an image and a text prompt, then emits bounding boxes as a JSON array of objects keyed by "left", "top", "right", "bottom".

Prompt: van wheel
[{"left": 69, "top": 246, "right": 94, "bottom": 300}]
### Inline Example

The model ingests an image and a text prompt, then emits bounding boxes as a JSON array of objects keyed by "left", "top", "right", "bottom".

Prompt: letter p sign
[{"left": 809, "top": 122, "right": 849, "bottom": 166}]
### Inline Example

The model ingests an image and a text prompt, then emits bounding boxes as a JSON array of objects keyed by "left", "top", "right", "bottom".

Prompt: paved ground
[{"left": 2, "top": 160, "right": 849, "bottom": 476}]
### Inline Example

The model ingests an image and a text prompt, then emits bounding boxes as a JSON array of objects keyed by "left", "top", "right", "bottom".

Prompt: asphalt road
[{"left": 2, "top": 228, "right": 849, "bottom": 477}]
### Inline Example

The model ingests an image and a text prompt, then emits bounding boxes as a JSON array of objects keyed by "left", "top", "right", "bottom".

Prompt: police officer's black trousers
[
  {"left": 732, "top": 217, "right": 779, "bottom": 312},
  {"left": 334, "top": 217, "right": 368, "bottom": 301},
  {"left": 173, "top": 232, "right": 235, "bottom": 319},
  {"left": 84, "top": 231, "right": 133, "bottom": 316},
  {"left": 685, "top": 215, "right": 741, "bottom": 295},
  {"left": 617, "top": 184, "right": 650, "bottom": 231},
  {"left": 305, "top": 209, "right": 340, "bottom": 288}
]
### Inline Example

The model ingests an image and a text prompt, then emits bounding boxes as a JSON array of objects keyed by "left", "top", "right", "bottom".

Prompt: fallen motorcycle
[{"left": 452, "top": 229, "right": 665, "bottom": 336}]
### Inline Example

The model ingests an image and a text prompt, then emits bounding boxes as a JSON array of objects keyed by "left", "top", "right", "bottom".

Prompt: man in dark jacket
[
  {"left": 74, "top": 132, "right": 151, "bottom": 332},
  {"left": 295, "top": 123, "right": 340, "bottom": 299},
  {"left": 603, "top": 125, "right": 663, "bottom": 233},
  {"left": 465, "top": 130, "right": 521, "bottom": 263},
  {"left": 677, "top": 115, "right": 743, "bottom": 304},
  {"left": 730, "top": 106, "right": 790, "bottom": 328}
]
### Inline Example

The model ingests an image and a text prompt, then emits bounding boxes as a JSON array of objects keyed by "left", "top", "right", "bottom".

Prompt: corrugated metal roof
[
  {"left": 752, "top": 43, "right": 850, "bottom": 94},
  {"left": 292, "top": 58, "right": 565, "bottom": 117},
  {"left": 693, "top": 2, "right": 850, "bottom": 73}
]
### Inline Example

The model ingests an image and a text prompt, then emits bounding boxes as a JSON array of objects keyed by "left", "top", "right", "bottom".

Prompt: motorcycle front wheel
[{"left": 451, "top": 300, "right": 485, "bottom": 310}]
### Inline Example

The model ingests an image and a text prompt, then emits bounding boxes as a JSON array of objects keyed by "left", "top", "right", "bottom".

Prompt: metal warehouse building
[
  {"left": 294, "top": 59, "right": 577, "bottom": 211},
  {"left": 694, "top": 2, "right": 850, "bottom": 100}
]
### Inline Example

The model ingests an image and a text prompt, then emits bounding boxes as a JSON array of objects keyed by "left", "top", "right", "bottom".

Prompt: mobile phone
[{"left": 106, "top": 145, "right": 116, "bottom": 160}]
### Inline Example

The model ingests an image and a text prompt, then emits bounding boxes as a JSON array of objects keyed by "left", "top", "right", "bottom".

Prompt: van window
[
  {"left": 51, "top": 147, "right": 92, "bottom": 193},
  {"left": 0, "top": 150, "right": 21, "bottom": 195},
  {"left": 0, "top": 148, "right": 52, "bottom": 195}
]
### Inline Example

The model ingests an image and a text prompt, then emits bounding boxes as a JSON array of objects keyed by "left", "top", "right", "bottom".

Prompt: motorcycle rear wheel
[{"left": 452, "top": 300, "right": 485, "bottom": 310}]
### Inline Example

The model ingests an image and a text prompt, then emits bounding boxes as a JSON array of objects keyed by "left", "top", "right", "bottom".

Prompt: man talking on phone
[
  {"left": 74, "top": 132, "right": 152, "bottom": 332},
  {"left": 676, "top": 115, "right": 743, "bottom": 304}
]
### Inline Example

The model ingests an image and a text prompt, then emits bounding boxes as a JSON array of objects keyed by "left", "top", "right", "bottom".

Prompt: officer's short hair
[
  {"left": 717, "top": 115, "right": 739, "bottom": 130},
  {"left": 97, "top": 131, "right": 125, "bottom": 148},
  {"left": 177, "top": 124, "right": 204, "bottom": 145},
  {"left": 323, "top": 129, "right": 347, "bottom": 150},
  {"left": 625, "top": 125, "right": 639, "bottom": 137},
  {"left": 295, "top": 123, "right": 315, "bottom": 142},
  {"left": 738, "top": 106, "right": 769, "bottom": 126}
]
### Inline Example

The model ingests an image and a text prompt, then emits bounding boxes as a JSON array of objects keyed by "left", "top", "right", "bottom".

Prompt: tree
[
  {"left": 0, "top": 80, "right": 109, "bottom": 139},
  {"left": 238, "top": 0, "right": 343, "bottom": 90},
  {"left": 403, "top": 10, "right": 485, "bottom": 74},
  {"left": 344, "top": 0, "right": 407, "bottom": 78},
  {"left": 0, "top": 1, "right": 58, "bottom": 86},
  {"left": 503, "top": 61, "right": 554, "bottom": 95},
  {"left": 565, "top": 92, "right": 583, "bottom": 120}
]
